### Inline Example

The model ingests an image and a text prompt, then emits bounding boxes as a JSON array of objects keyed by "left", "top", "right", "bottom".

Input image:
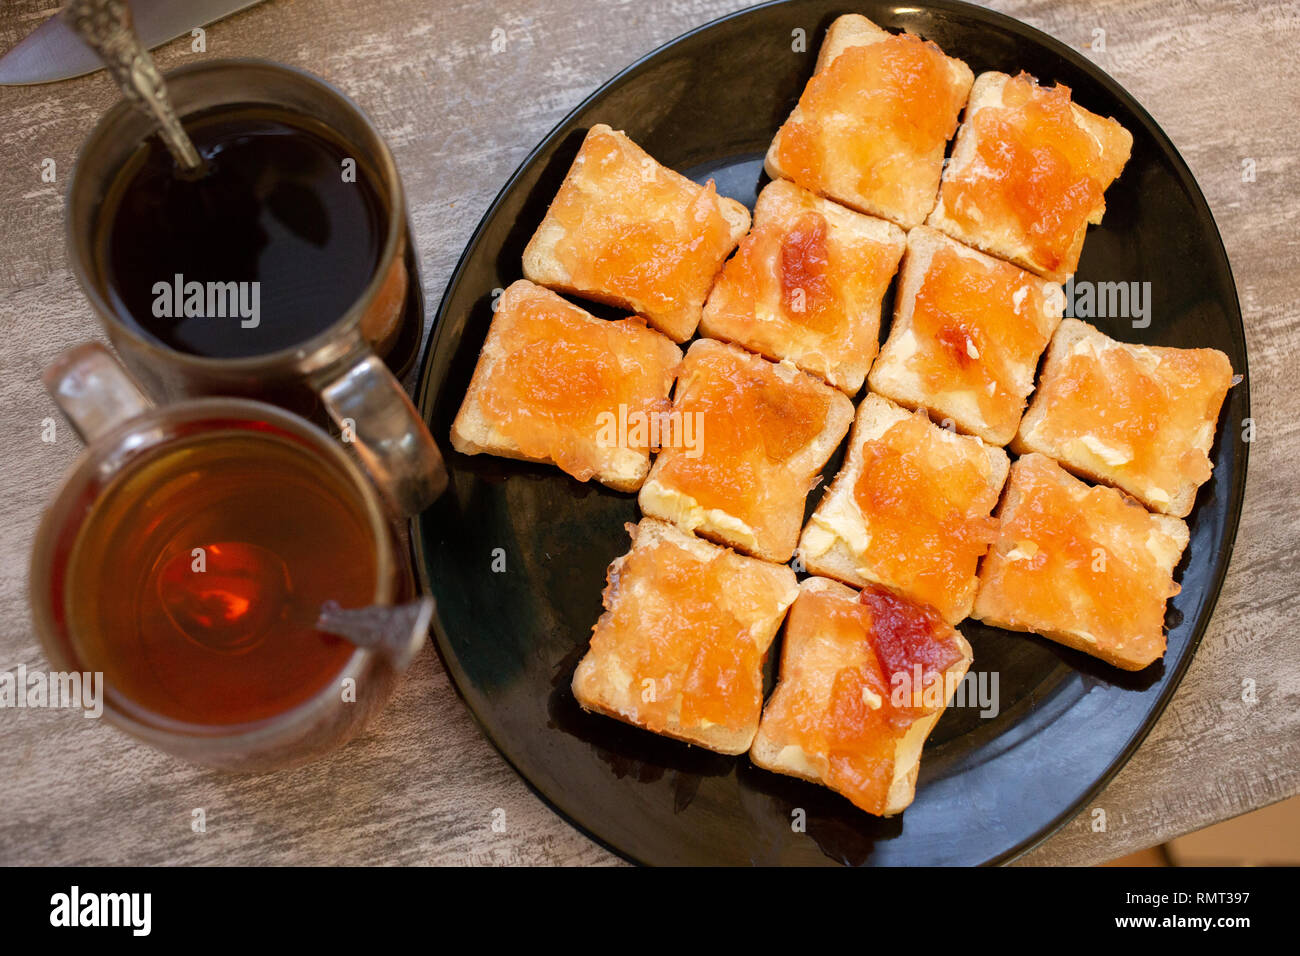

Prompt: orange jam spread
[
  {"left": 590, "top": 539, "right": 761, "bottom": 733},
  {"left": 992, "top": 456, "right": 1179, "bottom": 658},
  {"left": 765, "top": 583, "right": 964, "bottom": 814},
  {"left": 851, "top": 415, "right": 999, "bottom": 621},
  {"left": 778, "top": 211, "right": 835, "bottom": 330},
  {"left": 548, "top": 128, "right": 735, "bottom": 336},
  {"left": 776, "top": 34, "right": 967, "bottom": 215},
  {"left": 944, "top": 75, "right": 1126, "bottom": 276},
  {"left": 1033, "top": 339, "right": 1231, "bottom": 500},
  {"left": 908, "top": 245, "right": 1053, "bottom": 432},
  {"left": 480, "top": 289, "right": 676, "bottom": 481},
  {"left": 655, "top": 346, "right": 832, "bottom": 537}
]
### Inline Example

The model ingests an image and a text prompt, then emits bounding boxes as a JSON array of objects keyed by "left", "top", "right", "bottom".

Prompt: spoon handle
[
  {"left": 316, "top": 598, "right": 435, "bottom": 672},
  {"left": 61, "top": 0, "right": 204, "bottom": 173}
]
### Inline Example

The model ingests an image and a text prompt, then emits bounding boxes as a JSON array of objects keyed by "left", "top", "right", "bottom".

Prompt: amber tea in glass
[{"left": 64, "top": 428, "right": 379, "bottom": 729}]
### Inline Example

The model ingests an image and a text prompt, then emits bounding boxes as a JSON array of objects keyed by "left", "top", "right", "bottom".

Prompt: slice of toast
[
  {"left": 867, "top": 226, "right": 1065, "bottom": 446},
  {"left": 798, "top": 393, "right": 1008, "bottom": 623},
  {"left": 1014, "top": 318, "right": 1234, "bottom": 517},
  {"left": 639, "top": 339, "right": 854, "bottom": 563},
  {"left": 572, "top": 518, "right": 799, "bottom": 754},
  {"left": 450, "top": 279, "right": 682, "bottom": 492},
  {"left": 765, "top": 14, "right": 974, "bottom": 229},
  {"left": 522, "top": 124, "right": 749, "bottom": 342},
  {"left": 926, "top": 71, "right": 1134, "bottom": 282},
  {"left": 698, "top": 179, "right": 906, "bottom": 394},
  {"left": 751, "top": 576, "right": 973, "bottom": 816},
  {"left": 972, "top": 453, "right": 1189, "bottom": 671}
]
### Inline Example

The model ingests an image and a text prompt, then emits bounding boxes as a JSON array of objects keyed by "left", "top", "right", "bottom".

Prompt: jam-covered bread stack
[
  {"left": 926, "top": 71, "right": 1134, "bottom": 282},
  {"left": 799, "top": 393, "right": 1009, "bottom": 625},
  {"left": 751, "top": 577, "right": 972, "bottom": 815},
  {"left": 699, "top": 179, "right": 905, "bottom": 394},
  {"left": 521, "top": 123, "right": 750, "bottom": 343},
  {"left": 451, "top": 13, "right": 1235, "bottom": 816},
  {"left": 638, "top": 338, "right": 854, "bottom": 564},
  {"left": 868, "top": 226, "right": 1066, "bottom": 446},
  {"left": 765, "top": 13, "right": 974, "bottom": 228},
  {"left": 571, "top": 519, "right": 798, "bottom": 754},
  {"left": 450, "top": 280, "right": 682, "bottom": 491}
]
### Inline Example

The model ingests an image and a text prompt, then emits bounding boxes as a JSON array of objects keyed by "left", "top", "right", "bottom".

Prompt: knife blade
[{"left": 0, "top": 0, "right": 266, "bottom": 85}]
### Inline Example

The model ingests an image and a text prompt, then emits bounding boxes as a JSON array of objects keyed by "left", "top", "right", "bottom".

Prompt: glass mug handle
[
  {"left": 44, "top": 343, "right": 447, "bottom": 518},
  {"left": 319, "top": 354, "right": 447, "bottom": 517},
  {"left": 41, "top": 342, "right": 153, "bottom": 443}
]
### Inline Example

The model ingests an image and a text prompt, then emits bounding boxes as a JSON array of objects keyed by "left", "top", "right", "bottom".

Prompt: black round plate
[{"left": 412, "top": 0, "right": 1249, "bottom": 865}]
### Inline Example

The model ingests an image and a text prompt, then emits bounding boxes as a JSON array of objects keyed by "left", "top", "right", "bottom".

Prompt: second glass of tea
[{"left": 32, "top": 344, "right": 429, "bottom": 771}]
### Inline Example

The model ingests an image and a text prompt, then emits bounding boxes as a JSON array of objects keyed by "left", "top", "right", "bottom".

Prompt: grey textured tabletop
[{"left": 0, "top": 0, "right": 1296, "bottom": 866}]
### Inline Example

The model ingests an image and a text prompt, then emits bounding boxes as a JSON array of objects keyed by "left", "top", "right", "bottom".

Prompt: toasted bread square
[
  {"left": 751, "top": 576, "right": 973, "bottom": 816},
  {"left": 972, "top": 453, "right": 1189, "bottom": 671},
  {"left": 450, "top": 280, "right": 682, "bottom": 492},
  {"left": 572, "top": 519, "right": 799, "bottom": 754},
  {"left": 699, "top": 179, "right": 906, "bottom": 394},
  {"left": 868, "top": 226, "right": 1065, "bottom": 446},
  {"left": 765, "top": 14, "right": 974, "bottom": 229},
  {"left": 638, "top": 339, "right": 854, "bottom": 563},
  {"left": 927, "top": 71, "right": 1134, "bottom": 282},
  {"left": 798, "top": 393, "right": 1008, "bottom": 623},
  {"left": 1014, "top": 319, "right": 1234, "bottom": 517},
  {"left": 522, "top": 124, "right": 749, "bottom": 342}
]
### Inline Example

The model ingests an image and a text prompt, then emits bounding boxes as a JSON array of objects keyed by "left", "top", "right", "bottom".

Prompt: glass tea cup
[
  {"left": 65, "top": 58, "right": 444, "bottom": 516},
  {"left": 30, "top": 343, "right": 430, "bottom": 772}
]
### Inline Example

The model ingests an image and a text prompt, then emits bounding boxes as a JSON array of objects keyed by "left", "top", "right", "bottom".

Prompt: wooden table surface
[{"left": 0, "top": 0, "right": 1295, "bottom": 867}]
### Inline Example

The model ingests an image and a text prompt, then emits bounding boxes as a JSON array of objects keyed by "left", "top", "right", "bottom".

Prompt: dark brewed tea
[
  {"left": 97, "top": 105, "right": 387, "bottom": 358},
  {"left": 65, "top": 427, "right": 379, "bottom": 727}
]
